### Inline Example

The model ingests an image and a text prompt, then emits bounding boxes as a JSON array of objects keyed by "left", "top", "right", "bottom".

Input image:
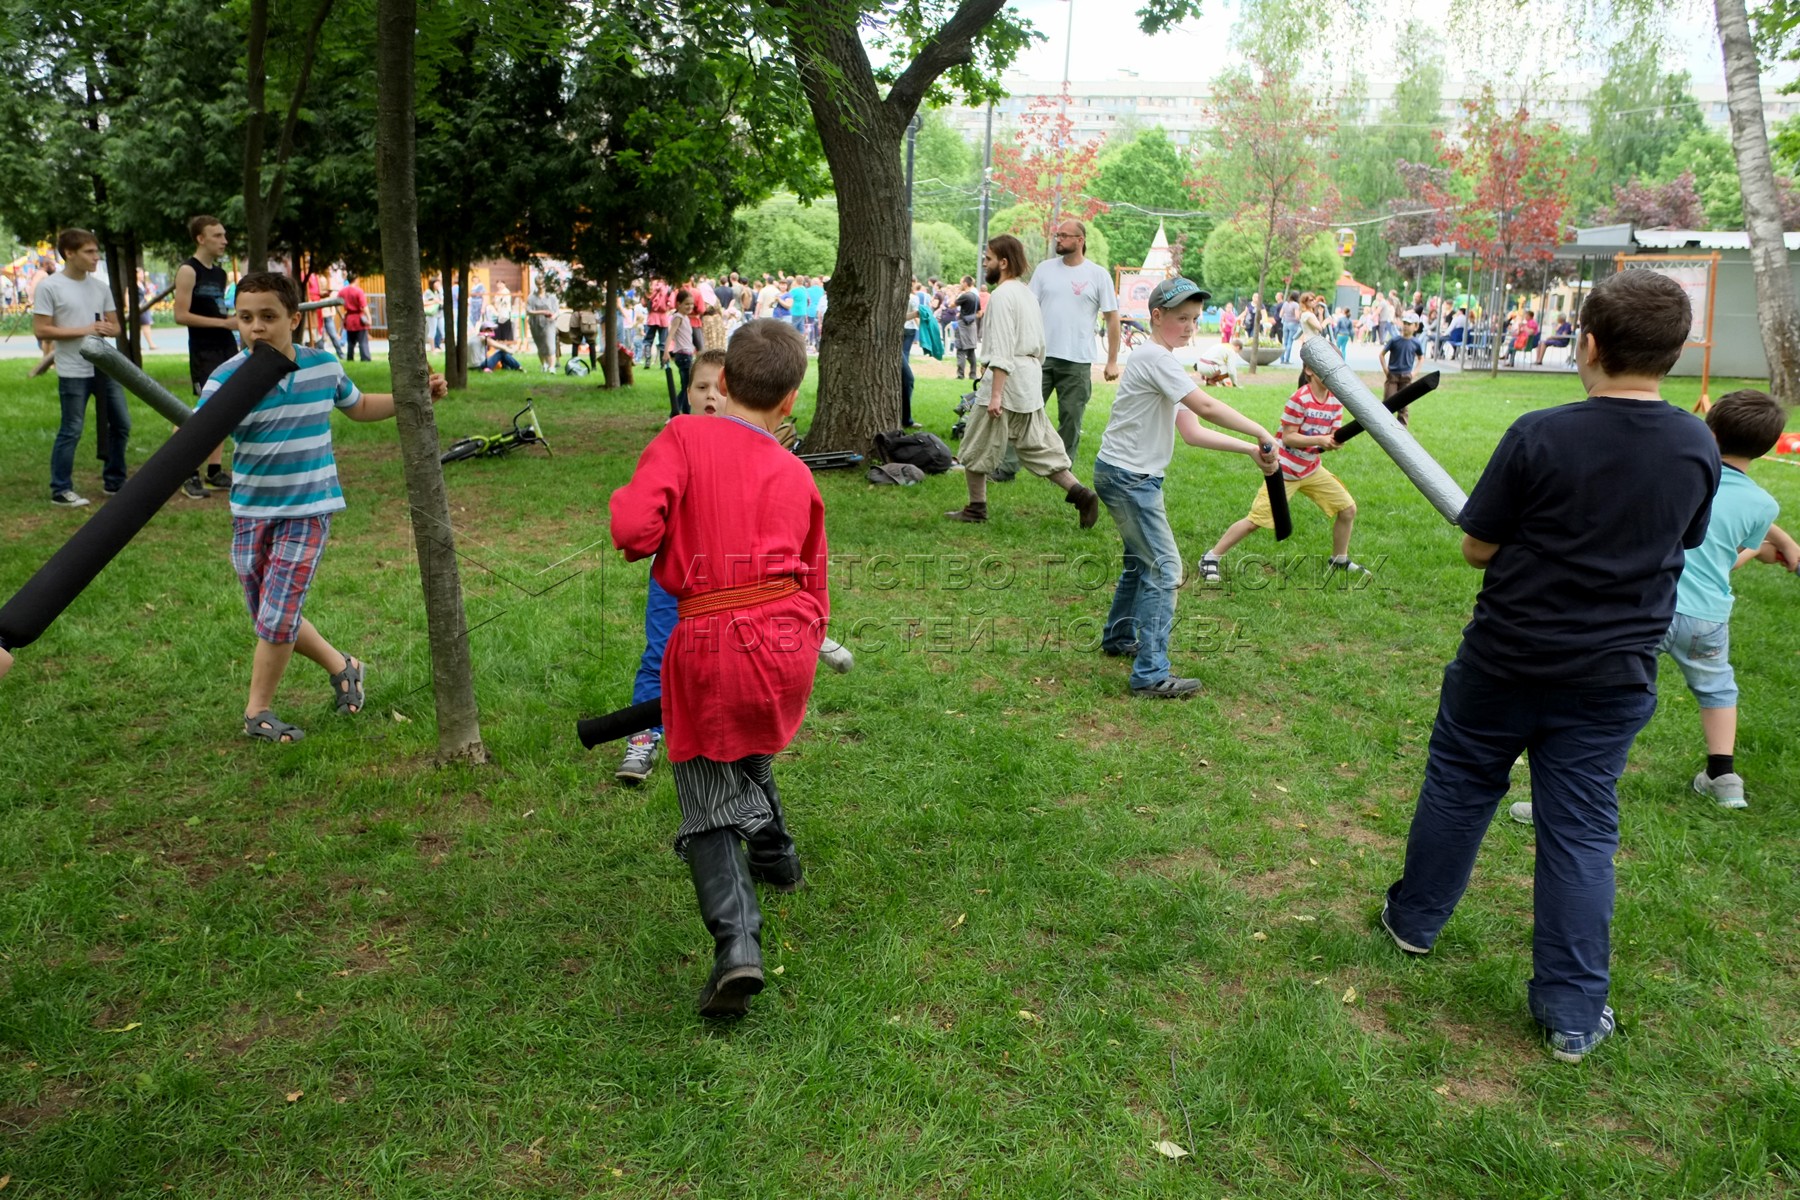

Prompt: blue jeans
[
  {"left": 1384, "top": 659, "right": 1658, "bottom": 1033},
  {"left": 345, "top": 328, "right": 372, "bottom": 361},
  {"left": 632, "top": 577, "right": 679, "bottom": 734},
  {"left": 1280, "top": 322, "right": 1300, "bottom": 363},
  {"left": 52, "top": 373, "right": 130, "bottom": 496},
  {"left": 1092, "top": 458, "right": 1183, "bottom": 690}
]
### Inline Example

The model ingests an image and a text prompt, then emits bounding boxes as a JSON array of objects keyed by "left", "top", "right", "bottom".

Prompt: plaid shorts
[{"left": 231, "top": 515, "right": 331, "bottom": 644}]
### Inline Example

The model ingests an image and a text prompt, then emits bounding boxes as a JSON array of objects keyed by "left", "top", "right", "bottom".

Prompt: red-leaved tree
[
  {"left": 990, "top": 86, "right": 1108, "bottom": 252},
  {"left": 1195, "top": 55, "right": 1339, "bottom": 372},
  {"left": 1423, "top": 88, "right": 1571, "bottom": 376},
  {"left": 1595, "top": 171, "right": 1708, "bottom": 229}
]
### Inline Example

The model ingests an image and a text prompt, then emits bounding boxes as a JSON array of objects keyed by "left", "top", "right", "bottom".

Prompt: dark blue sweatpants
[{"left": 1384, "top": 659, "right": 1657, "bottom": 1033}]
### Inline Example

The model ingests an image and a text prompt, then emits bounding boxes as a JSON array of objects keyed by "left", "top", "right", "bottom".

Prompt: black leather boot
[
  {"left": 747, "top": 789, "right": 803, "bottom": 893},
  {"left": 686, "top": 830, "right": 764, "bottom": 1018}
]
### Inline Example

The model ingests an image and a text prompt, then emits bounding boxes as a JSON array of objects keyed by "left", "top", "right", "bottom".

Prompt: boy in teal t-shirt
[{"left": 1660, "top": 389, "right": 1797, "bottom": 808}]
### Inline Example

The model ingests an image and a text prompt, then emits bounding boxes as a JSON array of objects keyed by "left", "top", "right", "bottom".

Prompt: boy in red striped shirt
[{"left": 1198, "top": 365, "right": 1368, "bottom": 579}]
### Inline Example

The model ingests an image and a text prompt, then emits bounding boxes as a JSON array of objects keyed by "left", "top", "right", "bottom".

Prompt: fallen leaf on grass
[
  {"left": 1, "top": 1173, "right": 11, "bottom": 1189},
  {"left": 1342, "top": 986, "right": 1358, "bottom": 1004},
  {"left": 1434, "top": 1085, "right": 1451, "bottom": 1096},
  {"left": 1251, "top": 931, "right": 1268, "bottom": 942},
  {"left": 950, "top": 913, "right": 966, "bottom": 929},
  {"left": 1308, "top": 857, "right": 1320, "bottom": 867},
  {"left": 285, "top": 1090, "right": 303, "bottom": 1103},
  {"left": 1290, "top": 914, "right": 1316, "bottom": 923},
  {"left": 391, "top": 711, "right": 410, "bottom": 723},
  {"left": 1155, "top": 1140, "right": 1189, "bottom": 1160},
  {"left": 1017, "top": 1010, "right": 1039, "bottom": 1022},
  {"left": 104, "top": 1022, "right": 142, "bottom": 1033},
  {"left": 773, "top": 965, "right": 785, "bottom": 976},
  {"left": 1274, "top": 784, "right": 1289, "bottom": 794}
]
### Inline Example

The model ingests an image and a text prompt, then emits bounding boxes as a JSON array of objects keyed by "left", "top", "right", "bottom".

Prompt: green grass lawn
[{"left": 1, "top": 353, "right": 1797, "bottom": 1197}]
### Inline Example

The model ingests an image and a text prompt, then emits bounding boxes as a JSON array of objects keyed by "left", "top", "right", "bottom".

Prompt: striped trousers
[{"left": 671, "top": 754, "right": 779, "bottom": 857}]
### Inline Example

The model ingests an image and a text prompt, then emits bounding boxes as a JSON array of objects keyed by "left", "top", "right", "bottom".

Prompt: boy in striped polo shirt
[
  {"left": 200, "top": 272, "right": 446, "bottom": 743},
  {"left": 1198, "top": 364, "right": 1369, "bottom": 580}
]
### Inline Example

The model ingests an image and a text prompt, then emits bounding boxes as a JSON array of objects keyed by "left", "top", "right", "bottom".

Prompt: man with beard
[{"left": 945, "top": 235, "right": 1101, "bottom": 528}]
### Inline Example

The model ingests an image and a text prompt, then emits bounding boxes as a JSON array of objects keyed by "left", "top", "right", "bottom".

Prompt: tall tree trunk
[
  {"left": 242, "top": 0, "right": 270, "bottom": 271},
  {"left": 789, "top": 0, "right": 1007, "bottom": 454},
  {"left": 374, "top": 0, "right": 486, "bottom": 762},
  {"left": 602, "top": 275, "right": 620, "bottom": 388},
  {"left": 446, "top": 259, "right": 470, "bottom": 390},
  {"left": 124, "top": 232, "right": 142, "bottom": 365},
  {"left": 242, "top": 0, "right": 334, "bottom": 272},
  {"left": 1715, "top": 0, "right": 1800, "bottom": 403}
]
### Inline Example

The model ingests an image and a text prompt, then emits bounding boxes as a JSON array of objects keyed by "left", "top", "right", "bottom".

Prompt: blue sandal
[
  {"left": 330, "top": 656, "right": 364, "bottom": 715},
  {"left": 245, "top": 710, "right": 305, "bottom": 743}
]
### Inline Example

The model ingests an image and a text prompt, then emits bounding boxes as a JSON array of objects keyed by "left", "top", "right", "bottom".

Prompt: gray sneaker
[
  {"left": 1131, "top": 676, "right": 1202, "bottom": 700},
  {"left": 51, "top": 490, "right": 90, "bottom": 508},
  {"left": 1197, "top": 554, "right": 1222, "bottom": 583},
  {"left": 1547, "top": 1005, "right": 1616, "bottom": 1064},
  {"left": 1693, "top": 771, "right": 1747, "bottom": 810},
  {"left": 1509, "top": 801, "right": 1534, "bottom": 825},
  {"left": 616, "top": 731, "right": 661, "bottom": 784}
]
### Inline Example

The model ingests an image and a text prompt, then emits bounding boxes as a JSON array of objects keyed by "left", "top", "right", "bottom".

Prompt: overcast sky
[{"left": 999, "top": 0, "right": 1793, "bottom": 91}]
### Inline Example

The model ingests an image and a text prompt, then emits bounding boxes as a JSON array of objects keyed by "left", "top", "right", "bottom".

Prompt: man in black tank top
[{"left": 175, "top": 215, "right": 239, "bottom": 495}]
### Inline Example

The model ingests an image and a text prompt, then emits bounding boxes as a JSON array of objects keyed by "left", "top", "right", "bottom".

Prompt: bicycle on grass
[{"left": 440, "top": 401, "right": 551, "bottom": 464}]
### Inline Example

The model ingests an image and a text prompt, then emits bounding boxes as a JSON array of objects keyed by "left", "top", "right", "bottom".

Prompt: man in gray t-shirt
[
  {"left": 991, "top": 220, "right": 1119, "bottom": 481},
  {"left": 33, "top": 229, "right": 130, "bottom": 508}
]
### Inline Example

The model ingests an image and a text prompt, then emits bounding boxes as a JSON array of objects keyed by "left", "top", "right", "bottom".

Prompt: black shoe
[
  {"left": 104, "top": 479, "right": 129, "bottom": 497},
  {"left": 686, "top": 830, "right": 765, "bottom": 1018},
  {"left": 747, "top": 791, "right": 803, "bottom": 892},
  {"left": 205, "top": 466, "right": 230, "bottom": 490},
  {"left": 1132, "top": 676, "right": 1202, "bottom": 700},
  {"left": 180, "top": 477, "right": 209, "bottom": 501},
  {"left": 1102, "top": 642, "right": 1141, "bottom": 658}
]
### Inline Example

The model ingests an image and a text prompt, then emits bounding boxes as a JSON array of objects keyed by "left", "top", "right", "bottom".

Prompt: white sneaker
[
  {"left": 51, "top": 490, "right": 90, "bottom": 508},
  {"left": 1693, "top": 771, "right": 1748, "bottom": 810},
  {"left": 1509, "top": 801, "right": 1534, "bottom": 825},
  {"left": 1327, "top": 556, "right": 1370, "bottom": 576},
  {"left": 818, "top": 637, "right": 854, "bottom": 675},
  {"left": 615, "top": 731, "right": 661, "bottom": 784}
]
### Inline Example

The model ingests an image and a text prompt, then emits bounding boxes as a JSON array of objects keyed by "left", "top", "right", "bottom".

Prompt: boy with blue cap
[{"left": 1092, "top": 276, "right": 1277, "bottom": 698}]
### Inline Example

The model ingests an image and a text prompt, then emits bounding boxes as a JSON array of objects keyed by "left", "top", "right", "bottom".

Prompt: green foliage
[
  {"left": 1089, "top": 127, "right": 1210, "bottom": 275},
  {"left": 732, "top": 195, "right": 840, "bottom": 278},
  {"left": 911, "top": 221, "right": 977, "bottom": 285},
  {"left": 1657, "top": 127, "right": 1746, "bottom": 227},
  {"left": 1202, "top": 218, "right": 1340, "bottom": 300},
  {"left": 988, "top": 202, "right": 1110, "bottom": 269},
  {"left": 1328, "top": 45, "right": 1446, "bottom": 289},
  {"left": 907, "top": 109, "right": 981, "bottom": 239},
  {"left": 1572, "top": 33, "right": 1704, "bottom": 221}
]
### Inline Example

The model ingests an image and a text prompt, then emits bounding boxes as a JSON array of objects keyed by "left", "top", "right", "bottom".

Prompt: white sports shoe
[{"left": 1693, "top": 771, "right": 1747, "bottom": 810}]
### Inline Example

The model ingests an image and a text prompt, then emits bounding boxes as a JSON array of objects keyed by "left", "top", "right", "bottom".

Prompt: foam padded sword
[{"left": 1298, "top": 339, "right": 1466, "bottom": 524}]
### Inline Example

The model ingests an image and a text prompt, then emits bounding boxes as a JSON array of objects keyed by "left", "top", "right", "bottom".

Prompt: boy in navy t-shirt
[
  {"left": 1380, "top": 270, "right": 1720, "bottom": 1064},
  {"left": 1379, "top": 315, "right": 1424, "bottom": 424}
]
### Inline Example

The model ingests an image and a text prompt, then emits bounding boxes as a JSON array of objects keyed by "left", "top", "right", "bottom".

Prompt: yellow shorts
[{"left": 1245, "top": 465, "right": 1355, "bottom": 530}]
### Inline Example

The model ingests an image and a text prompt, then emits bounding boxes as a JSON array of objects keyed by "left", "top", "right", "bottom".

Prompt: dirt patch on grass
[
  {"left": 0, "top": 1074, "right": 84, "bottom": 1132},
  {"left": 1129, "top": 847, "right": 1220, "bottom": 880}
]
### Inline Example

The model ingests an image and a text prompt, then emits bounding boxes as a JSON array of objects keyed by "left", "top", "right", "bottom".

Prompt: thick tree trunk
[
  {"left": 602, "top": 275, "right": 620, "bottom": 388},
  {"left": 790, "top": 0, "right": 1007, "bottom": 454},
  {"left": 1715, "top": 0, "right": 1800, "bottom": 403},
  {"left": 800, "top": 34, "right": 908, "bottom": 451},
  {"left": 374, "top": 0, "right": 486, "bottom": 762}
]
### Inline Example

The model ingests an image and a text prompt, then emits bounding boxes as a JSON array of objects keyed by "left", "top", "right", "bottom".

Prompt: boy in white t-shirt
[
  {"left": 33, "top": 228, "right": 128, "bottom": 508},
  {"left": 1092, "top": 276, "right": 1277, "bottom": 699}
]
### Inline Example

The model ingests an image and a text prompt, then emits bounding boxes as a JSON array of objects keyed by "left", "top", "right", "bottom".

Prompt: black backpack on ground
[{"left": 873, "top": 429, "right": 954, "bottom": 474}]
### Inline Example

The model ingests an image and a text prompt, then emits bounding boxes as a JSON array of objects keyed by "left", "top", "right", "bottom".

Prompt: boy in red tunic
[{"left": 609, "top": 318, "right": 827, "bottom": 1018}]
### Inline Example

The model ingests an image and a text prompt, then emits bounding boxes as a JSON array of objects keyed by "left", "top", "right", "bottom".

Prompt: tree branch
[
  {"left": 884, "top": 0, "right": 1008, "bottom": 123},
  {"left": 263, "top": 0, "right": 336, "bottom": 231}
]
